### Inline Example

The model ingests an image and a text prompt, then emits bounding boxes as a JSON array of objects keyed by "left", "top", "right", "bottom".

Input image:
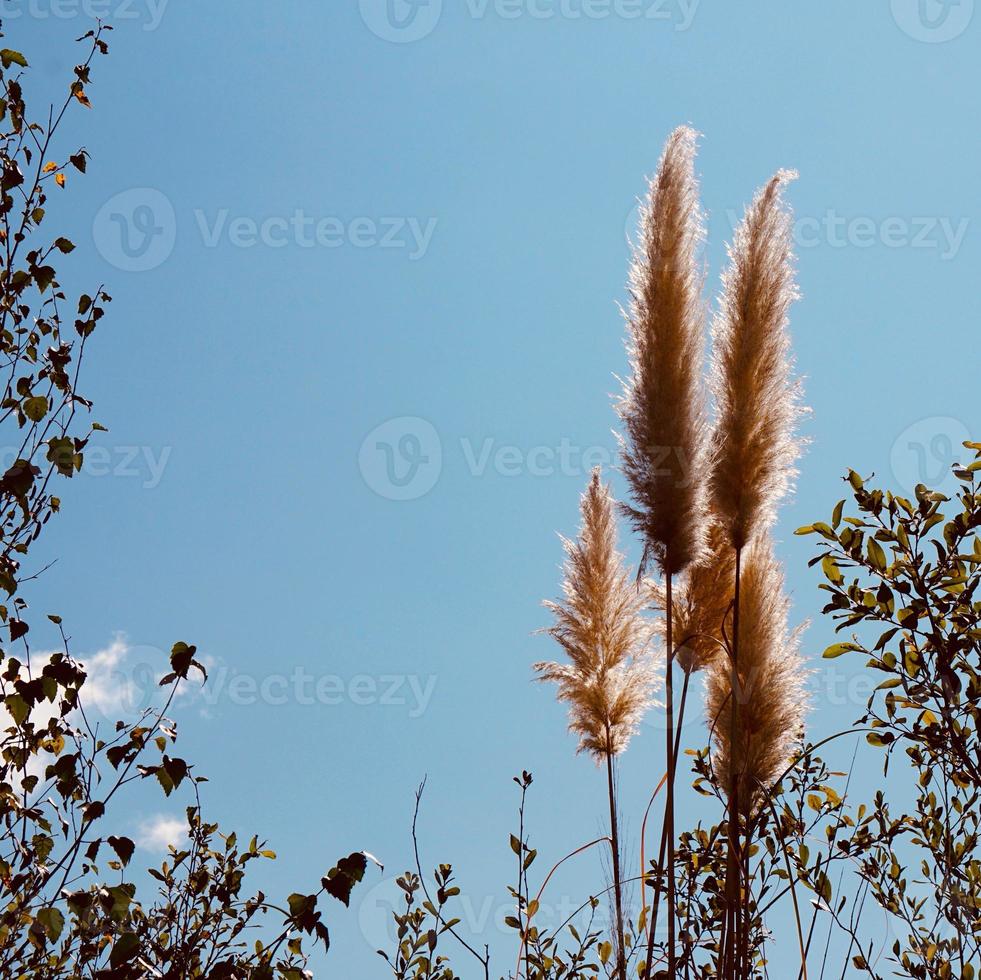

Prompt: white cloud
[
  {"left": 0, "top": 635, "right": 213, "bottom": 792},
  {"left": 136, "top": 814, "right": 188, "bottom": 852},
  {"left": 79, "top": 635, "right": 153, "bottom": 720},
  {"left": 41, "top": 633, "right": 208, "bottom": 724}
]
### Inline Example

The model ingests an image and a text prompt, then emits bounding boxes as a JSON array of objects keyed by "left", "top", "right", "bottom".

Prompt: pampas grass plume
[
  {"left": 705, "top": 534, "right": 807, "bottom": 812},
  {"left": 710, "top": 170, "right": 805, "bottom": 551},
  {"left": 619, "top": 125, "right": 711, "bottom": 575},
  {"left": 535, "top": 470, "right": 658, "bottom": 761}
]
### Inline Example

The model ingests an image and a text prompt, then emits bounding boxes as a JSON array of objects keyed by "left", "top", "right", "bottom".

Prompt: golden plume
[
  {"left": 705, "top": 534, "right": 807, "bottom": 813},
  {"left": 650, "top": 521, "right": 735, "bottom": 674},
  {"left": 535, "top": 470, "right": 658, "bottom": 761},
  {"left": 709, "top": 170, "right": 804, "bottom": 551},
  {"left": 618, "top": 125, "right": 710, "bottom": 576}
]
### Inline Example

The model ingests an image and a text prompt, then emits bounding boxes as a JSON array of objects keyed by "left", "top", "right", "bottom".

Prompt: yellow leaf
[
  {"left": 43, "top": 162, "right": 58, "bottom": 173},
  {"left": 55, "top": 173, "right": 65, "bottom": 188}
]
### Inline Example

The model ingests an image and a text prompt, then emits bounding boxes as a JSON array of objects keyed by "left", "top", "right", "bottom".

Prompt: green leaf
[
  {"left": 822, "top": 556, "right": 844, "bottom": 585},
  {"left": 823, "top": 642, "right": 861, "bottom": 659},
  {"left": 110, "top": 931, "right": 139, "bottom": 967},
  {"left": 23, "top": 396, "right": 48, "bottom": 422},
  {"left": 0, "top": 49, "right": 28, "bottom": 69},
  {"left": 36, "top": 906, "right": 64, "bottom": 942},
  {"left": 868, "top": 538, "right": 887, "bottom": 571},
  {"left": 322, "top": 852, "right": 369, "bottom": 907},
  {"left": 108, "top": 835, "right": 135, "bottom": 867},
  {"left": 46, "top": 437, "right": 76, "bottom": 477},
  {"left": 5, "top": 694, "right": 28, "bottom": 726},
  {"left": 34, "top": 266, "right": 56, "bottom": 293},
  {"left": 54, "top": 237, "right": 75, "bottom": 254}
]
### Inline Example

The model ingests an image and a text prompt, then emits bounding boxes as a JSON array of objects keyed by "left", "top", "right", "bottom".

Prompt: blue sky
[{"left": 9, "top": 0, "right": 981, "bottom": 974}]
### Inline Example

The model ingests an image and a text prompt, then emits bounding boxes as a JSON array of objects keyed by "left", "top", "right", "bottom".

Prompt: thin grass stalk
[
  {"left": 643, "top": 626, "right": 694, "bottom": 980},
  {"left": 672, "top": 667, "right": 693, "bottom": 971},
  {"left": 606, "top": 743, "right": 628, "bottom": 980},
  {"left": 643, "top": 803, "right": 668, "bottom": 977},
  {"left": 665, "top": 573, "right": 677, "bottom": 979},
  {"left": 722, "top": 545, "right": 742, "bottom": 980},
  {"left": 639, "top": 772, "right": 667, "bottom": 945},
  {"left": 515, "top": 837, "right": 612, "bottom": 980}
]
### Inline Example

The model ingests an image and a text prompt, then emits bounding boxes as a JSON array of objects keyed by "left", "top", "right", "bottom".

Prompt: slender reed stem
[
  {"left": 640, "top": 771, "right": 668, "bottom": 936},
  {"left": 666, "top": 572, "right": 677, "bottom": 979},
  {"left": 642, "top": 788, "right": 668, "bottom": 980},
  {"left": 606, "top": 745, "right": 628, "bottom": 980},
  {"left": 723, "top": 545, "right": 743, "bottom": 980},
  {"left": 515, "top": 836, "right": 612, "bottom": 980},
  {"left": 642, "top": 611, "right": 694, "bottom": 980}
]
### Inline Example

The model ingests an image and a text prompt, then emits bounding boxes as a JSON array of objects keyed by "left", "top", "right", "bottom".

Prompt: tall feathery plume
[
  {"left": 618, "top": 125, "right": 710, "bottom": 980},
  {"left": 535, "top": 470, "right": 658, "bottom": 980},
  {"left": 705, "top": 534, "right": 806, "bottom": 813},
  {"left": 619, "top": 125, "right": 709, "bottom": 577},
  {"left": 709, "top": 170, "right": 803, "bottom": 551},
  {"left": 651, "top": 521, "right": 734, "bottom": 676},
  {"left": 708, "top": 170, "right": 804, "bottom": 980}
]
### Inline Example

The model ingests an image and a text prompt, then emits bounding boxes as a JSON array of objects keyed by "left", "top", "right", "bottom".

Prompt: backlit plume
[
  {"left": 535, "top": 471, "right": 659, "bottom": 761},
  {"left": 705, "top": 534, "right": 807, "bottom": 812},
  {"left": 619, "top": 125, "right": 710, "bottom": 575},
  {"left": 710, "top": 170, "right": 804, "bottom": 550}
]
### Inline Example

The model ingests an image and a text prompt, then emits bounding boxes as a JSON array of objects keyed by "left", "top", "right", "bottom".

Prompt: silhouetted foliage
[{"left": 0, "top": 22, "right": 365, "bottom": 979}]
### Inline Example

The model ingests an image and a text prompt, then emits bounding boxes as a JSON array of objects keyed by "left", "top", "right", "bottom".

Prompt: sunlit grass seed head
[
  {"left": 618, "top": 125, "right": 711, "bottom": 577},
  {"left": 705, "top": 534, "right": 808, "bottom": 813},
  {"left": 535, "top": 470, "right": 661, "bottom": 762},
  {"left": 709, "top": 170, "right": 805, "bottom": 551}
]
